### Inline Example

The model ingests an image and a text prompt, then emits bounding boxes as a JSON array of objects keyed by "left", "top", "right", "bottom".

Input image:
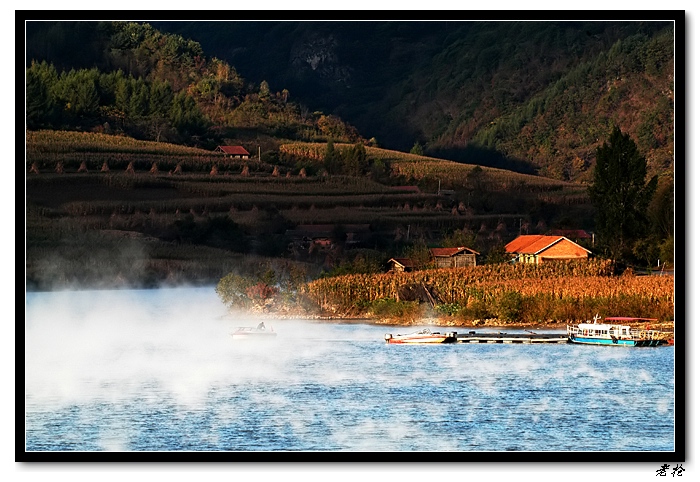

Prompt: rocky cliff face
[{"left": 289, "top": 32, "right": 352, "bottom": 88}]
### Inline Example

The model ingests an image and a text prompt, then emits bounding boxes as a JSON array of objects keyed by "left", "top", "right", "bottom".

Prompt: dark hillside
[
  {"left": 151, "top": 19, "right": 676, "bottom": 181},
  {"left": 25, "top": 21, "right": 362, "bottom": 150}
]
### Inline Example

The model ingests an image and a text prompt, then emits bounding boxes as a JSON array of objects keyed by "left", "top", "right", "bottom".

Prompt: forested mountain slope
[{"left": 151, "top": 20, "right": 675, "bottom": 182}]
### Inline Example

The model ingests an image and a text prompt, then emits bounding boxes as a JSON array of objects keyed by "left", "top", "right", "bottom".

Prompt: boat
[
  {"left": 230, "top": 325, "right": 277, "bottom": 340},
  {"left": 385, "top": 328, "right": 457, "bottom": 344},
  {"left": 566, "top": 314, "right": 668, "bottom": 347}
]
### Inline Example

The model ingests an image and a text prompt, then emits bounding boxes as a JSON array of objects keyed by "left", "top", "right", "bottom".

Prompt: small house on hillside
[
  {"left": 429, "top": 247, "right": 479, "bottom": 268},
  {"left": 387, "top": 257, "right": 415, "bottom": 273},
  {"left": 505, "top": 235, "right": 591, "bottom": 264},
  {"left": 216, "top": 145, "right": 250, "bottom": 159}
]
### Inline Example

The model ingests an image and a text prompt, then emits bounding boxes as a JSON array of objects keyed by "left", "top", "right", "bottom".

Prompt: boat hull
[
  {"left": 568, "top": 336, "right": 666, "bottom": 347},
  {"left": 230, "top": 327, "right": 277, "bottom": 340},
  {"left": 230, "top": 332, "right": 277, "bottom": 340},
  {"left": 385, "top": 330, "right": 458, "bottom": 344},
  {"left": 386, "top": 336, "right": 455, "bottom": 344}
]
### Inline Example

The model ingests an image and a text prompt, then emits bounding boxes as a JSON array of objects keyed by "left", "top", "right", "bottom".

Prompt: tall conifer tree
[{"left": 588, "top": 126, "right": 658, "bottom": 262}]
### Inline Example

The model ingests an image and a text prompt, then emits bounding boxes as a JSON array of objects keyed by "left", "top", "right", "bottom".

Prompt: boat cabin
[{"left": 576, "top": 323, "right": 632, "bottom": 337}]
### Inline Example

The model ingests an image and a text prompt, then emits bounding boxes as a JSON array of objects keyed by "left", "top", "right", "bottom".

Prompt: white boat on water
[
  {"left": 385, "top": 328, "right": 457, "bottom": 344},
  {"left": 230, "top": 324, "right": 277, "bottom": 340}
]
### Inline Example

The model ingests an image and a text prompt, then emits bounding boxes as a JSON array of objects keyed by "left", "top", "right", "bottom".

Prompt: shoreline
[{"left": 227, "top": 311, "right": 674, "bottom": 333}]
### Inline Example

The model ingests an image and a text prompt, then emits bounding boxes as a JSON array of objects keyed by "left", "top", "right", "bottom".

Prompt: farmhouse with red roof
[
  {"left": 216, "top": 145, "right": 250, "bottom": 159},
  {"left": 505, "top": 235, "right": 591, "bottom": 264}
]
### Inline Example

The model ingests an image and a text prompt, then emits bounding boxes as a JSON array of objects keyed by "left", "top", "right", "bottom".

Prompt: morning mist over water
[{"left": 25, "top": 286, "right": 675, "bottom": 454}]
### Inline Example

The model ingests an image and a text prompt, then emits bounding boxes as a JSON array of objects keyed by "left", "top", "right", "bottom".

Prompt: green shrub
[
  {"left": 435, "top": 303, "right": 462, "bottom": 316},
  {"left": 459, "top": 299, "right": 493, "bottom": 321},
  {"left": 496, "top": 290, "right": 523, "bottom": 322},
  {"left": 368, "top": 298, "right": 422, "bottom": 320}
]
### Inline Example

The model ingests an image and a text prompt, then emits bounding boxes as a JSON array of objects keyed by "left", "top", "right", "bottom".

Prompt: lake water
[{"left": 23, "top": 286, "right": 677, "bottom": 458}]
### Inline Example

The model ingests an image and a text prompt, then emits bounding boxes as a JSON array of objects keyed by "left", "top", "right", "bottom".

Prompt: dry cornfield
[{"left": 302, "top": 261, "right": 675, "bottom": 322}]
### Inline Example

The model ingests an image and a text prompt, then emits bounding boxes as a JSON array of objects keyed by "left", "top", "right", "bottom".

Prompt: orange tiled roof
[
  {"left": 505, "top": 235, "right": 557, "bottom": 254},
  {"left": 505, "top": 235, "right": 590, "bottom": 254}
]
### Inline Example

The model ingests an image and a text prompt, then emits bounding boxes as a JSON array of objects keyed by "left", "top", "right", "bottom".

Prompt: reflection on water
[{"left": 25, "top": 287, "right": 675, "bottom": 452}]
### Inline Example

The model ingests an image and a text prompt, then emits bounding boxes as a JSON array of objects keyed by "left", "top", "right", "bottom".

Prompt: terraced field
[{"left": 25, "top": 130, "right": 593, "bottom": 289}]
